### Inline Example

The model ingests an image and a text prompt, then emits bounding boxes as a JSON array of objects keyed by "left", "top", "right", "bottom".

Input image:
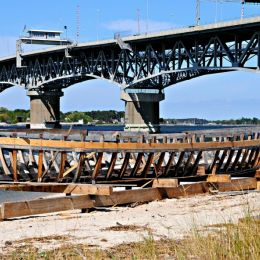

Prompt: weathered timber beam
[
  {"left": 0, "top": 195, "right": 93, "bottom": 220},
  {"left": 93, "top": 178, "right": 257, "bottom": 207},
  {"left": 0, "top": 183, "right": 113, "bottom": 195}
]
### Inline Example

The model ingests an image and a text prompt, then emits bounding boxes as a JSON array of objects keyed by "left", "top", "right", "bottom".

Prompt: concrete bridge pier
[
  {"left": 27, "top": 89, "right": 63, "bottom": 129},
  {"left": 121, "top": 91, "right": 165, "bottom": 133}
]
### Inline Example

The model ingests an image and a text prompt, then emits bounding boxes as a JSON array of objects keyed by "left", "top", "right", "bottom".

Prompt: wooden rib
[
  {"left": 216, "top": 150, "right": 227, "bottom": 172},
  {"left": 18, "top": 150, "right": 26, "bottom": 164},
  {"left": 0, "top": 148, "right": 11, "bottom": 175},
  {"left": 245, "top": 148, "right": 256, "bottom": 168},
  {"left": 130, "top": 152, "right": 144, "bottom": 177},
  {"left": 37, "top": 150, "right": 44, "bottom": 182},
  {"left": 239, "top": 149, "right": 249, "bottom": 169},
  {"left": 41, "top": 151, "right": 59, "bottom": 180},
  {"left": 28, "top": 149, "right": 35, "bottom": 166},
  {"left": 92, "top": 152, "right": 103, "bottom": 180},
  {"left": 154, "top": 152, "right": 166, "bottom": 177},
  {"left": 173, "top": 151, "right": 185, "bottom": 177},
  {"left": 142, "top": 153, "right": 154, "bottom": 178},
  {"left": 223, "top": 149, "right": 235, "bottom": 172},
  {"left": 42, "top": 151, "right": 48, "bottom": 170},
  {"left": 51, "top": 150, "right": 59, "bottom": 173},
  {"left": 58, "top": 151, "right": 67, "bottom": 181},
  {"left": 209, "top": 150, "right": 220, "bottom": 173},
  {"left": 119, "top": 152, "right": 130, "bottom": 179},
  {"left": 252, "top": 148, "right": 260, "bottom": 167},
  {"left": 163, "top": 152, "right": 175, "bottom": 176},
  {"left": 12, "top": 150, "right": 18, "bottom": 182},
  {"left": 230, "top": 149, "right": 242, "bottom": 171},
  {"left": 106, "top": 152, "right": 118, "bottom": 180},
  {"left": 73, "top": 152, "right": 85, "bottom": 182},
  {"left": 191, "top": 151, "right": 202, "bottom": 176},
  {"left": 183, "top": 151, "right": 195, "bottom": 176}
]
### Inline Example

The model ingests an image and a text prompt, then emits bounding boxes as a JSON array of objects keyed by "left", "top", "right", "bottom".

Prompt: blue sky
[{"left": 0, "top": 0, "right": 260, "bottom": 119}]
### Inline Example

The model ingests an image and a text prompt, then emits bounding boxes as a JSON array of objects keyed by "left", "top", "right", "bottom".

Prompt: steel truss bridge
[{"left": 0, "top": 17, "right": 260, "bottom": 131}]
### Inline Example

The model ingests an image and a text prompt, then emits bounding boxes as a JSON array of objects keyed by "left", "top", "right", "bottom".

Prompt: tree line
[
  {"left": 0, "top": 107, "right": 259, "bottom": 125},
  {"left": 0, "top": 107, "right": 124, "bottom": 124}
]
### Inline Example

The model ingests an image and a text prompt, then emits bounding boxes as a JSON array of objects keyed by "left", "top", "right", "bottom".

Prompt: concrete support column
[
  {"left": 27, "top": 89, "right": 63, "bottom": 129},
  {"left": 121, "top": 91, "right": 165, "bottom": 133}
]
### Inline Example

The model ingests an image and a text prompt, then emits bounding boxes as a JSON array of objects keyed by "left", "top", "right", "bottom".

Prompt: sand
[{"left": 0, "top": 191, "right": 259, "bottom": 254}]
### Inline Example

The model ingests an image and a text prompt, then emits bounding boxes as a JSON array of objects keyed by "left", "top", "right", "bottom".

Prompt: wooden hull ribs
[{"left": 0, "top": 128, "right": 260, "bottom": 183}]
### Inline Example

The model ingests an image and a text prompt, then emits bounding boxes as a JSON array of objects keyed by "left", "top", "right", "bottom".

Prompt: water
[{"left": 61, "top": 124, "right": 243, "bottom": 133}]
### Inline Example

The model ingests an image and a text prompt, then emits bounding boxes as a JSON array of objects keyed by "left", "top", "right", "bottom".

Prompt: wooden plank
[
  {"left": 94, "top": 188, "right": 163, "bottom": 207},
  {"left": 152, "top": 178, "right": 178, "bottom": 188},
  {"left": 1, "top": 195, "right": 94, "bottom": 220},
  {"left": 63, "top": 163, "right": 78, "bottom": 177},
  {"left": 207, "top": 174, "right": 231, "bottom": 183},
  {"left": 0, "top": 183, "right": 113, "bottom": 195}
]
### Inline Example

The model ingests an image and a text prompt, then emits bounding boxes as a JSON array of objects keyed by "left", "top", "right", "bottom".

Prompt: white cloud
[{"left": 103, "top": 19, "right": 173, "bottom": 35}]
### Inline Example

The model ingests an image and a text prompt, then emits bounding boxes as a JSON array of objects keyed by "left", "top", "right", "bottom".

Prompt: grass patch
[{"left": 2, "top": 215, "right": 260, "bottom": 259}]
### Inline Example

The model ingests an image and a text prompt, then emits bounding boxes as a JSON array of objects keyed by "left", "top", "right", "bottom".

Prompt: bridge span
[{"left": 1, "top": 17, "right": 260, "bottom": 132}]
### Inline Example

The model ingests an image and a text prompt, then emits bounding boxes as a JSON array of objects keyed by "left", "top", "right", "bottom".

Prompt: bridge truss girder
[{"left": 0, "top": 30, "right": 260, "bottom": 91}]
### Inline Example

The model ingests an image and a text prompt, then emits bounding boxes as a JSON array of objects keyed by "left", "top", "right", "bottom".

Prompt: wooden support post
[
  {"left": 37, "top": 150, "right": 43, "bottom": 182},
  {"left": 143, "top": 153, "right": 154, "bottom": 178},
  {"left": 58, "top": 151, "right": 67, "bottom": 181},
  {"left": 174, "top": 151, "right": 185, "bottom": 177},
  {"left": 73, "top": 152, "right": 85, "bottom": 182},
  {"left": 223, "top": 150, "right": 235, "bottom": 172},
  {"left": 12, "top": 150, "right": 18, "bottom": 182},
  {"left": 106, "top": 152, "right": 117, "bottom": 180},
  {"left": 92, "top": 152, "right": 103, "bottom": 180},
  {"left": 119, "top": 152, "right": 130, "bottom": 178},
  {"left": 130, "top": 152, "right": 143, "bottom": 177},
  {"left": 154, "top": 152, "right": 165, "bottom": 177},
  {"left": 183, "top": 151, "right": 194, "bottom": 176},
  {"left": 216, "top": 150, "right": 227, "bottom": 172},
  {"left": 163, "top": 152, "right": 175, "bottom": 176},
  {"left": 230, "top": 149, "right": 242, "bottom": 171}
]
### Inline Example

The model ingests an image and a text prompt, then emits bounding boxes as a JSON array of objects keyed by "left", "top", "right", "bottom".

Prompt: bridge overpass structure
[{"left": 1, "top": 17, "right": 260, "bottom": 132}]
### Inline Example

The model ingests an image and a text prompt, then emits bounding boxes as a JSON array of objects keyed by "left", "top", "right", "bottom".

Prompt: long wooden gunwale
[{"left": 1, "top": 137, "right": 260, "bottom": 152}]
